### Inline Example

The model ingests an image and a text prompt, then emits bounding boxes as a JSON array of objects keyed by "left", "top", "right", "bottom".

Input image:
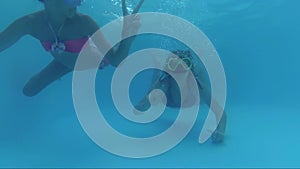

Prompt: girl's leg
[
  {"left": 200, "top": 79, "right": 227, "bottom": 143},
  {"left": 23, "top": 60, "right": 72, "bottom": 97},
  {"left": 134, "top": 73, "right": 170, "bottom": 112}
]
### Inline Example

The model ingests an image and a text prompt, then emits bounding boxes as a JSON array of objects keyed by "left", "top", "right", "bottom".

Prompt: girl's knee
[
  {"left": 22, "top": 77, "right": 43, "bottom": 97},
  {"left": 23, "top": 84, "right": 39, "bottom": 97}
]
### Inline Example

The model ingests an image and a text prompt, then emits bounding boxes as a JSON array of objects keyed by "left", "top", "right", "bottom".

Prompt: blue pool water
[{"left": 1, "top": 0, "right": 300, "bottom": 168}]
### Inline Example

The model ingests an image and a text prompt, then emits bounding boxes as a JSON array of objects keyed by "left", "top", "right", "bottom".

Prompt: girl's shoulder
[
  {"left": 25, "top": 10, "right": 45, "bottom": 21},
  {"left": 75, "top": 13, "right": 99, "bottom": 35},
  {"left": 76, "top": 13, "right": 97, "bottom": 25}
]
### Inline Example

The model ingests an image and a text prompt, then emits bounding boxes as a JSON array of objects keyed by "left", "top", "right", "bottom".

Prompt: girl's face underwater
[
  {"left": 40, "top": 0, "right": 83, "bottom": 8},
  {"left": 40, "top": 0, "right": 83, "bottom": 18}
]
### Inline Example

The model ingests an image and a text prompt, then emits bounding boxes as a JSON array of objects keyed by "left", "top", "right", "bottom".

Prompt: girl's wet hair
[
  {"left": 172, "top": 50, "right": 192, "bottom": 60},
  {"left": 170, "top": 50, "right": 194, "bottom": 69}
]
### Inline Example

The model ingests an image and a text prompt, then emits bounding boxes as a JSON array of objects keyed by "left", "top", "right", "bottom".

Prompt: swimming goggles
[{"left": 167, "top": 56, "right": 193, "bottom": 71}]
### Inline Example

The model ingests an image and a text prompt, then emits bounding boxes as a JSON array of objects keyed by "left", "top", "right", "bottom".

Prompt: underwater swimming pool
[{"left": 0, "top": 0, "right": 300, "bottom": 168}]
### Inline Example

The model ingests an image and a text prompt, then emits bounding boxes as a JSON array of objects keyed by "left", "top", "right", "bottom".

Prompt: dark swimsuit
[{"left": 158, "top": 71, "right": 203, "bottom": 108}]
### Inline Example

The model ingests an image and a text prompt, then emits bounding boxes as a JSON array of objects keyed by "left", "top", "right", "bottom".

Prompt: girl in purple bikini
[{"left": 0, "top": 0, "right": 144, "bottom": 97}]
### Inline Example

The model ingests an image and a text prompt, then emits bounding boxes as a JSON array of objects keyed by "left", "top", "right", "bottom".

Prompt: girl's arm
[
  {"left": 0, "top": 15, "right": 32, "bottom": 52},
  {"left": 86, "top": 15, "right": 139, "bottom": 67},
  {"left": 86, "top": 0, "right": 143, "bottom": 67}
]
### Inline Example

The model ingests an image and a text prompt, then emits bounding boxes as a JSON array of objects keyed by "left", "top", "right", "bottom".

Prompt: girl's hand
[
  {"left": 121, "top": 14, "right": 141, "bottom": 39},
  {"left": 121, "top": 0, "right": 144, "bottom": 38}
]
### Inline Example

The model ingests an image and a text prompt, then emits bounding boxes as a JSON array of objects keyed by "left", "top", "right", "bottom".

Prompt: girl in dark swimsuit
[
  {"left": 0, "top": 0, "right": 144, "bottom": 96},
  {"left": 135, "top": 50, "right": 227, "bottom": 143}
]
